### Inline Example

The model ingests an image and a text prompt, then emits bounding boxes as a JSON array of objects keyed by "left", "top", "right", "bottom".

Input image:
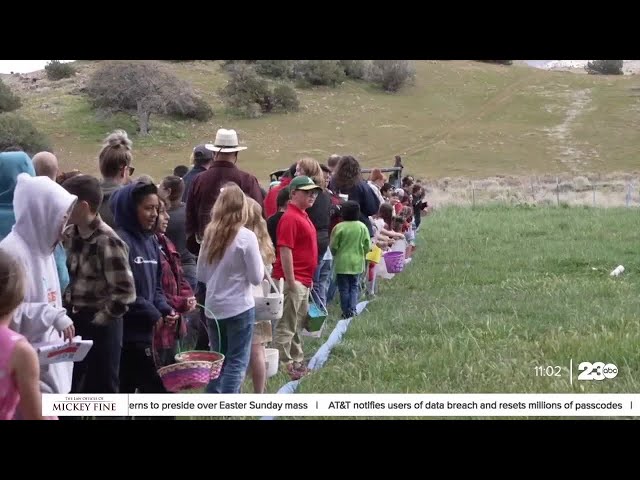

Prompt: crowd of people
[{"left": 0, "top": 127, "right": 429, "bottom": 420}]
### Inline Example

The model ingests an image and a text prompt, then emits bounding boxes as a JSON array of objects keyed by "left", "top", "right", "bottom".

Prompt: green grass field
[
  {"left": 246, "top": 205, "right": 640, "bottom": 419},
  {"left": 9, "top": 60, "right": 640, "bottom": 185}
]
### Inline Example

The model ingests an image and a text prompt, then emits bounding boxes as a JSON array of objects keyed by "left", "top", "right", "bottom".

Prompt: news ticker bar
[{"left": 43, "top": 393, "right": 640, "bottom": 417}]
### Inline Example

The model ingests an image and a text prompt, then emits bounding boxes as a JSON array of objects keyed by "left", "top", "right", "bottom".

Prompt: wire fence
[{"left": 423, "top": 177, "right": 640, "bottom": 209}]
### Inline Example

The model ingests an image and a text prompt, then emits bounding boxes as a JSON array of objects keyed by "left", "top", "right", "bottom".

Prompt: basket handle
[
  {"left": 196, "top": 303, "right": 221, "bottom": 353},
  {"left": 309, "top": 287, "right": 328, "bottom": 315},
  {"left": 264, "top": 270, "right": 282, "bottom": 296}
]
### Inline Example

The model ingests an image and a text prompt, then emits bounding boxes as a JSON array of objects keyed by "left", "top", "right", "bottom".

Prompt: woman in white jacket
[
  {"left": 0, "top": 174, "right": 77, "bottom": 395},
  {"left": 197, "top": 183, "right": 264, "bottom": 394}
]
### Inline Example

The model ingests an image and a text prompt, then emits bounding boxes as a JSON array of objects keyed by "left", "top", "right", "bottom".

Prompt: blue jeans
[
  {"left": 312, "top": 258, "right": 332, "bottom": 309},
  {"left": 205, "top": 308, "right": 255, "bottom": 394},
  {"left": 336, "top": 274, "right": 359, "bottom": 318}
]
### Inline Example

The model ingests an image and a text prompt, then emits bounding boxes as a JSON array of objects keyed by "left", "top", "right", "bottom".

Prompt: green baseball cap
[{"left": 289, "top": 175, "right": 322, "bottom": 191}]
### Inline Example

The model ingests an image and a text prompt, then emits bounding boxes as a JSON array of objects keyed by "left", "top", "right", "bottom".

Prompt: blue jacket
[{"left": 110, "top": 181, "right": 172, "bottom": 344}]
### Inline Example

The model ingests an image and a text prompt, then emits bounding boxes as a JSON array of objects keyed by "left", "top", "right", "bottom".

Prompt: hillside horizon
[{"left": 3, "top": 60, "right": 639, "bottom": 198}]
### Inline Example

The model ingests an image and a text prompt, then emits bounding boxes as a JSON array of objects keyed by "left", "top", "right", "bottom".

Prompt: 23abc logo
[{"left": 577, "top": 362, "right": 618, "bottom": 381}]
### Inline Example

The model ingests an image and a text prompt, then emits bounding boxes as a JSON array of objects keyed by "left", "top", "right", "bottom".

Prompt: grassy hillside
[{"left": 5, "top": 60, "right": 640, "bottom": 185}]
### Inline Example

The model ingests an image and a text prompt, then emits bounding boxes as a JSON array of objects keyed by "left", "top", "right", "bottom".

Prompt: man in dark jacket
[
  {"left": 110, "top": 181, "right": 178, "bottom": 393},
  {"left": 185, "top": 128, "right": 264, "bottom": 256}
]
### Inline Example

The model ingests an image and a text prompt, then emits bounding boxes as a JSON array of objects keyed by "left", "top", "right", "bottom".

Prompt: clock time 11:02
[{"left": 534, "top": 365, "right": 562, "bottom": 377}]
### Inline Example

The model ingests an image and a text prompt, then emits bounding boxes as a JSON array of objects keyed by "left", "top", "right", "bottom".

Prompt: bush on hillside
[
  {"left": 367, "top": 60, "right": 416, "bottom": 92},
  {"left": 339, "top": 60, "right": 368, "bottom": 79},
  {"left": 0, "top": 113, "right": 52, "bottom": 155},
  {"left": 585, "top": 60, "right": 623, "bottom": 75},
  {"left": 255, "top": 60, "right": 295, "bottom": 79},
  {"left": 45, "top": 60, "right": 76, "bottom": 81},
  {"left": 86, "top": 61, "right": 212, "bottom": 135},
  {"left": 167, "top": 94, "right": 214, "bottom": 121},
  {"left": 0, "top": 79, "right": 21, "bottom": 113},
  {"left": 271, "top": 84, "right": 300, "bottom": 112},
  {"left": 293, "top": 60, "right": 346, "bottom": 87},
  {"left": 220, "top": 64, "right": 300, "bottom": 117},
  {"left": 220, "top": 63, "right": 271, "bottom": 116}
]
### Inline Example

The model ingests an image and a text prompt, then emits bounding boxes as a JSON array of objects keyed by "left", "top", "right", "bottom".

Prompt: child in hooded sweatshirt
[
  {"left": 110, "top": 181, "right": 178, "bottom": 393},
  {"left": 0, "top": 174, "right": 77, "bottom": 396},
  {"left": 0, "top": 249, "right": 44, "bottom": 420},
  {"left": 0, "top": 152, "right": 70, "bottom": 297}
]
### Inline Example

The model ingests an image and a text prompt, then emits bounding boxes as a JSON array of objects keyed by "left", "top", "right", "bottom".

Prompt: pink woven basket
[
  {"left": 175, "top": 350, "right": 224, "bottom": 379},
  {"left": 383, "top": 251, "right": 405, "bottom": 273},
  {"left": 158, "top": 360, "right": 220, "bottom": 393}
]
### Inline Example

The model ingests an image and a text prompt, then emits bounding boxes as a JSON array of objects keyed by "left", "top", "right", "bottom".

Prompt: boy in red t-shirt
[{"left": 271, "top": 176, "right": 321, "bottom": 379}]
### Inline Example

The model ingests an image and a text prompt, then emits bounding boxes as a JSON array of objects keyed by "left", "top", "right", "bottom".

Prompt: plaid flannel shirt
[{"left": 64, "top": 215, "right": 136, "bottom": 323}]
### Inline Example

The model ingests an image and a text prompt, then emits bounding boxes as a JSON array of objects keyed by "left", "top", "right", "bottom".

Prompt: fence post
[
  {"left": 472, "top": 182, "right": 475, "bottom": 208},
  {"left": 531, "top": 179, "right": 535, "bottom": 201},
  {"left": 556, "top": 177, "right": 560, "bottom": 206},
  {"left": 626, "top": 184, "right": 631, "bottom": 208}
]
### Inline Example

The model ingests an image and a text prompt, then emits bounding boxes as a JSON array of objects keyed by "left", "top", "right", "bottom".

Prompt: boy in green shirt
[{"left": 330, "top": 201, "right": 372, "bottom": 318}]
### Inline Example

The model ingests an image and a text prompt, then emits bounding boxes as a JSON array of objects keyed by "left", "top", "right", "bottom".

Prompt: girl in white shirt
[{"left": 197, "top": 183, "right": 264, "bottom": 394}]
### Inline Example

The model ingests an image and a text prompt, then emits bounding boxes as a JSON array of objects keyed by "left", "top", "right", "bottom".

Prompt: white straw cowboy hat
[{"left": 205, "top": 128, "right": 248, "bottom": 153}]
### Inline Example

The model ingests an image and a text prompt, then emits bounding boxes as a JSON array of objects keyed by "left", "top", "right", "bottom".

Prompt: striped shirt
[{"left": 63, "top": 215, "right": 136, "bottom": 323}]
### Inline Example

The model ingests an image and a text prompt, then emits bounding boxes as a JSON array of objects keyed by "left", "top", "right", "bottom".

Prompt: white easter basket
[{"left": 253, "top": 272, "right": 284, "bottom": 321}]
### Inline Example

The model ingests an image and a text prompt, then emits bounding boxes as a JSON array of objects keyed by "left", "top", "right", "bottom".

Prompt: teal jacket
[{"left": 0, "top": 152, "right": 36, "bottom": 238}]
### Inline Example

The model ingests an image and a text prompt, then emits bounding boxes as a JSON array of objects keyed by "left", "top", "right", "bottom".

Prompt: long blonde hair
[
  {"left": 201, "top": 183, "right": 248, "bottom": 264},
  {"left": 245, "top": 197, "right": 275, "bottom": 265}
]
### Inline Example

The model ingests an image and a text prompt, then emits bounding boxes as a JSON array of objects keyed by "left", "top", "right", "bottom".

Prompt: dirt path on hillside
[
  {"left": 543, "top": 88, "right": 596, "bottom": 173},
  {"left": 369, "top": 75, "right": 533, "bottom": 164}
]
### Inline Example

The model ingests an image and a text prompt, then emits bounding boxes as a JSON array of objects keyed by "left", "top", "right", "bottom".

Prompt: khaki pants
[{"left": 274, "top": 280, "right": 309, "bottom": 364}]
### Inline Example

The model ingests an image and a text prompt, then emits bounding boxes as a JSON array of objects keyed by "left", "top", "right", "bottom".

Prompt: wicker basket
[
  {"left": 157, "top": 360, "right": 221, "bottom": 393},
  {"left": 158, "top": 304, "right": 226, "bottom": 392},
  {"left": 175, "top": 350, "right": 224, "bottom": 377}
]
